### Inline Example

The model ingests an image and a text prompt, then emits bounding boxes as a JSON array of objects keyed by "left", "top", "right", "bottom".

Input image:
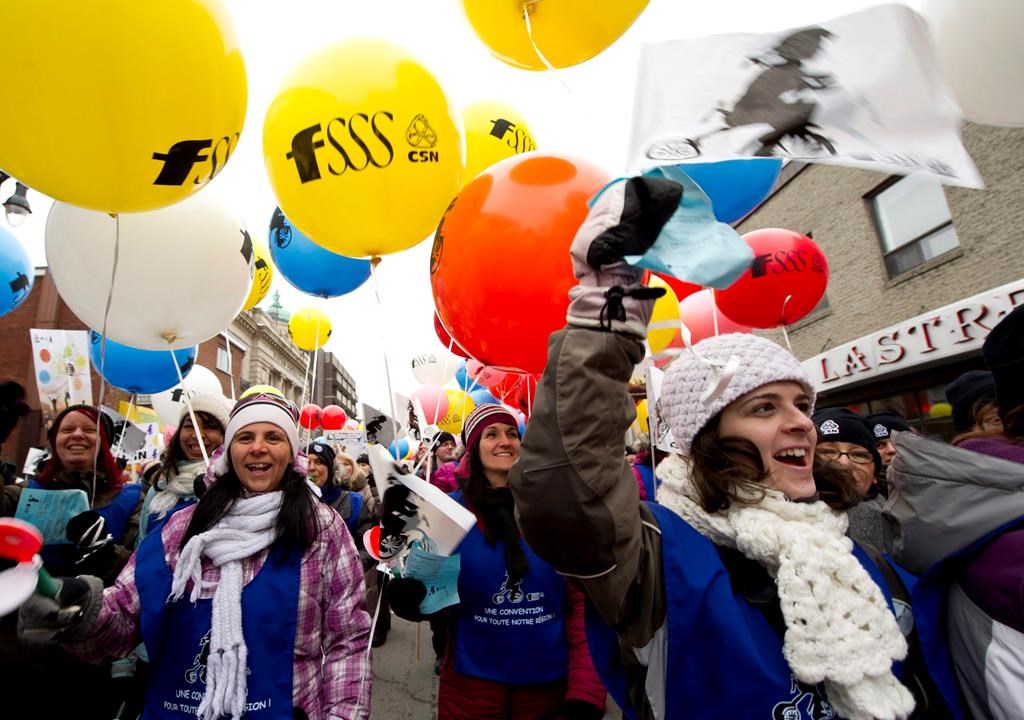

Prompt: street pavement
[{"left": 369, "top": 615, "right": 624, "bottom": 718}]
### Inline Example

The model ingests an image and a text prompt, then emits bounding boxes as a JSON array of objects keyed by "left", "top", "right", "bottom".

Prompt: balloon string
[
  {"left": 369, "top": 258, "right": 401, "bottom": 444},
  {"left": 350, "top": 567, "right": 384, "bottom": 719},
  {"left": 711, "top": 289, "right": 721, "bottom": 337},
  {"left": 170, "top": 348, "right": 210, "bottom": 469},
  {"left": 522, "top": 1, "right": 573, "bottom": 94},
  {"left": 92, "top": 214, "right": 121, "bottom": 508},
  {"left": 780, "top": 295, "right": 794, "bottom": 354},
  {"left": 307, "top": 312, "right": 322, "bottom": 445},
  {"left": 299, "top": 342, "right": 312, "bottom": 417}
]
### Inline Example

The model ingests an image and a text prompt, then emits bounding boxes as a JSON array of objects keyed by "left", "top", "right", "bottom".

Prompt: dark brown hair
[
  {"left": 689, "top": 413, "right": 861, "bottom": 513},
  {"left": 157, "top": 411, "right": 225, "bottom": 483}
]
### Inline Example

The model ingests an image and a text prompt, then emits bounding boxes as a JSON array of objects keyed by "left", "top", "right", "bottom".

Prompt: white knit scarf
[
  {"left": 170, "top": 491, "right": 283, "bottom": 720},
  {"left": 656, "top": 454, "right": 915, "bottom": 720},
  {"left": 150, "top": 459, "right": 207, "bottom": 519}
]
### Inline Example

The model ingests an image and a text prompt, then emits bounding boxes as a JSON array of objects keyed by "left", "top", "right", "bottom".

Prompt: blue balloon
[
  {"left": 89, "top": 331, "right": 197, "bottom": 394},
  {"left": 0, "top": 226, "right": 33, "bottom": 317},
  {"left": 470, "top": 388, "right": 499, "bottom": 406},
  {"left": 681, "top": 159, "right": 783, "bottom": 224},
  {"left": 268, "top": 207, "right": 372, "bottom": 298},
  {"left": 388, "top": 437, "right": 411, "bottom": 460},
  {"left": 518, "top": 413, "right": 527, "bottom": 440},
  {"left": 454, "top": 360, "right": 472, "bottom": 391}
]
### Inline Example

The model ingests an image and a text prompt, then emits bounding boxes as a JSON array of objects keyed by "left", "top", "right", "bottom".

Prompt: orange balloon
[{"left": 430, "top": 153, "right": 609, "bottom": 374}]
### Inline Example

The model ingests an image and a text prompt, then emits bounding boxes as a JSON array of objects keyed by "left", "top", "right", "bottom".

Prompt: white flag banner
[
  {"left": 646, "top": 366, "right": 680, "bottom": 455},
  {"left": 629, "top": 5, "right": 982, "bottom": 188},
  {"left": 30, "top": 329, "right": 92, "bottom": 422}
]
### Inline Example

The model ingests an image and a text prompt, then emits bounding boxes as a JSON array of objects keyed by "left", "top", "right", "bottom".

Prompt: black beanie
[
  {"left": 982, "top": 304, "right": 1024, "bottom": 423},
  {"left": 433, "top": 431, "right": 455, "bottom": 449},
  {"left": 305, "top": 441, "right": 335, "bottom": 478},
  {"left": 812, "top": 408, "right": 882, "bottom": 468},
  {"left": 945, "top": 370, "right": 997, "bottom": 434},
  {"left": 865, "top": 411, "right": 912, "bottom": 441}
]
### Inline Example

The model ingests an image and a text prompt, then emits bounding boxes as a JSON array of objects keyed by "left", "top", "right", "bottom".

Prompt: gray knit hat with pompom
[{"left": 661, "top": 333, "right": 816, "bottom": 453}]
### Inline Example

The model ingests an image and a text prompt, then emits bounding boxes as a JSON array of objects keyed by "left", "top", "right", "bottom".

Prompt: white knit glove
[{"left": 567, "top": 176, "right": 682, "bottom": 338}]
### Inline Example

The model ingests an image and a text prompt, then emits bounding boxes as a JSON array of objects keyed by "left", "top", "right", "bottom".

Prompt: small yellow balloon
[
  {"left": 288, "top": 307, "right": 332, "bottom": 351},
  {"left": 647, "top": 276, "right": 681, "bottom": 355},
  {"left": 240, "top": 384, "right": 285, "bottom": 400},
  {"left": 0, "top": 0, "right": 247, "bottom": 213},
  {"left": 437, "top": 388, "right": 477, "bottom": 434},
  {"left": 462, "top": 0, "right": 649, "bottom": 70},
  {"left": 635, "top": 399, "right": 650, "bottom": 434},
  {"left": 929, "top": 402, "right": 953, "bottom": 419},
  {"left": 264, "top": 39, "right": 463, "bottom": 258},
  {"left": 242, "top": 241, "right": 274, "bottom": 311},
  {"left": 462, "top": 101, "right": 537, "bottom": 183}
]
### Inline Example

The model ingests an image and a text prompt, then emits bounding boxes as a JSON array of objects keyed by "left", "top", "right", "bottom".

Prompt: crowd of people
[{"left": 1, "top": 174, "right": 1022, "bottom": 720}]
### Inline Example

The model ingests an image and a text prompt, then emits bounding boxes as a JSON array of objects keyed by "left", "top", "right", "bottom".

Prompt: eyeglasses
[{"left": 817, "top": 448, "right": 874, "bottom": 465}]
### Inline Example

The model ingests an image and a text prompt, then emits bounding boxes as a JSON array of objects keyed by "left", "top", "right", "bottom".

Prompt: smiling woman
[{"left": 18, "top": 393, "right": 373, "bottom": 719}]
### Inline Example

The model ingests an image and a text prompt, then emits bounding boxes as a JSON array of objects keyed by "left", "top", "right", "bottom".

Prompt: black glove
[
  {"left": 388, "top": 577, "right": 428, "bottom": 622},
  {"left": 17, "top": 575, "right": 104, "bottom": 645},
  {"left": 541, "top": 700, "right": 605, "bottom": 720},
  {"left": 66, "top": 511, "right": 115, "bottom": 575},
  {"left": 567, "top": 176, "right": 680, "bottom": 338}
]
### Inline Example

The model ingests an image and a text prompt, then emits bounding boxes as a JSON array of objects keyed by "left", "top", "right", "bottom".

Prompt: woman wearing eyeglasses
[{"left": 812, "top": 408, "right": 885, "bottom": 552}]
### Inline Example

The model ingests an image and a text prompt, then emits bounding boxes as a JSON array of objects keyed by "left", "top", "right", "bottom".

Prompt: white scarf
[
  {"left": 656, "top": 454, "right": 915, "bottom": 720},
  {"left": 170, "top": 491, "right": 283, "bottom": 720},
  {"left": 149, "top": 459, "right": 207, "bottom": 519}
]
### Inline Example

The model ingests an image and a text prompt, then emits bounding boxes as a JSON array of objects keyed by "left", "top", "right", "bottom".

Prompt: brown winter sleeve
[{"left": 510, "top": 327, "right": 665, "bottom": 648}]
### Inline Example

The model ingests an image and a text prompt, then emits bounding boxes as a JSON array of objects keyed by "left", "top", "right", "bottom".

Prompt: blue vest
[
  {"left": 31, "top": 479, "right": 141, "bottom": 576},
  {"left": 144, "top": 496, "right": 197, "bottom": 544},
  {"left": 134, "top": 529, "right": 301, "bottom": 719},
  {"left": 586, "top": 502, "right": 899, "bottom": 720},
  {"left": 451, "top": 491, "right": 568, "bottom": 685},
  {"left": 346, "top": 491, "right": 363, "bottom": 535},
  {"left": 910, "top": 516, "right": 1024, "bottom": 720}
]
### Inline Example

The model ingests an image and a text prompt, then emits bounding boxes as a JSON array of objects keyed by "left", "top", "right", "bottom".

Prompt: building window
[
  {"left": 870, "top": 175, "right": 959, "bottom": 278},
  {"left": 215, "top": 346, "right": 231, "bottom": 374}
]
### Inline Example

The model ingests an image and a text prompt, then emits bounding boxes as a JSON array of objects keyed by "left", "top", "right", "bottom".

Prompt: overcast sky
[{"left": 13, "top": 0, "right": 920, "bottom": 411}]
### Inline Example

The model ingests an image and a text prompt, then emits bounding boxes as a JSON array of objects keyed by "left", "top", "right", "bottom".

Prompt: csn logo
[
  {"left": 151, "top": 133, "right": 240, "bottom": 187},
  {"left": 405, "top": 114, "right": 440, "bottom": 163},
  {"left": 285, "top": 111, "right": 397, "bottom": 184}
]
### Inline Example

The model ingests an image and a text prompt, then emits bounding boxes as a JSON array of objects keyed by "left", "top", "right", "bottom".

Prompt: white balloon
[
  {"left": 150, "top": 365, "right": 226, "bottom": 427},
  {"left": 45, "top": 192, "right": 254, "bottom": 350},
  {"left": 410, "top": 352, "right": 457, "bottom": 387},
  {"left": 923, "top": 0, "right": 1024, "bottom": 127}
]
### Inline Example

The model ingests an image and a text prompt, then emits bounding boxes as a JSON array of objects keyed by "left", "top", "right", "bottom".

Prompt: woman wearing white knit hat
[
  {"left": 510, "top": 176, "right": 946, "bottom": 720},
  {"left": 19, "top": 392, "right": 373, "bottom": 719}
]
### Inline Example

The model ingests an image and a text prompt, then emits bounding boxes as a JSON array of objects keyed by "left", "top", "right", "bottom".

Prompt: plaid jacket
[{"left": 69, "top": 501, "right": 372, "bottom": 719}]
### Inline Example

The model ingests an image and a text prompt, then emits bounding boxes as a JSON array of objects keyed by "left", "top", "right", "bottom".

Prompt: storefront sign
[{"left": 804, "top": 279, "right": 1024, "bottom": 391}]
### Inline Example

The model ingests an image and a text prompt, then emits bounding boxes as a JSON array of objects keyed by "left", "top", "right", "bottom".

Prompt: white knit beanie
[
  {"left": 179, "top": 392, "right": 234, "bottom": 431},
  {"left": 662, "top": 333, "right": 816, "bottom": 453},
  {"left": 210, "top": 394, "right": 301, "bottom": 477}
]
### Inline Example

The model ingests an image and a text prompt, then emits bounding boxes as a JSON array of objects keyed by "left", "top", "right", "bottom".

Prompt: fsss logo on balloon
[
  {"left": 750, "top": 250, "right": 825, "bottom": 278},
  {"left": 284, "top": 111, "right": 448, "bottom": 183},
  {"left": 151, "top": 134, "right": 241, "bottom": 187},
  {"left": 488, "top": 119, "right": 536, "bottom": 155}
]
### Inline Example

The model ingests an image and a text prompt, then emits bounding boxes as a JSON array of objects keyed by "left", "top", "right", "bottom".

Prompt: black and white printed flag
[{"left": 629, "top": 5, "right": 982, "bottom": 188}]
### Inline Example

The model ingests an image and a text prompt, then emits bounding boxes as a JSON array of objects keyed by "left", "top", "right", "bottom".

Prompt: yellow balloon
[
  {"left": 0, "top": 0, "right": 247, "bottom": 213},
  {"left": 438, "top": 389, "right": 477, "bottom": 434},
  {"left": 240, "top": 384, "right": 285, "bottom": 400},
  {"left": 929, "top": 402, "right": 953, "bottom": 419},
  {"left": 242, "top": 241, "right": 274, "bottom": 311},
  {"left": 647, "top": 276, "right": 681, "bottom": 355},
  {"left": 288, "top": 307, "right": 332, "bottom": 351},
  {"left": 462, "top": 0, "right": 649, "bottom": 70},
  {"left": 462, "top": 101, "right": 537, "bottom": 183},
  {"left": 264, "top": 40, "right": 463, "bottom": 258},
  {"left": 635, "top": 399, "right": 650, "bottom": 434}
]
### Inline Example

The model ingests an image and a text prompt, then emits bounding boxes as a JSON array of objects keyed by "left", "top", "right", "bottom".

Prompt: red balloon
[
  {"left": 679, "top": 290, "right": 753, "bottom": 346},
  {"left": 653, "top": 272, "right": 701, "bottom": 301},
  {"left": 716, "top": 229, "right": 829, "bottom": 328},
  {"left": 433, "top": 312, "right": 470, "bottom": 359},
  {"left": 430, "top": 154, "right": 610, "bottom": 374},
  {"left": 517, "top": 374, "right": 540, "bottom": 416},
  {"left": 299, "top": 403, "right": 322, "bottom": 430},
  {"left": 321, "top": 405, "right": 347, "bottom": 430},
  {"left": 491, "top": 373, "right": 521, "bottom": 407}
]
